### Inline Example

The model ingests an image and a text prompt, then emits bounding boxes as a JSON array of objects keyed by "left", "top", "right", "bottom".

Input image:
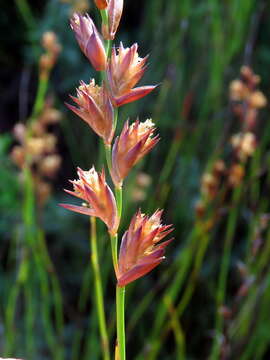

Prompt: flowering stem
[
  {"left": 113, "top": 107, "right": 118, "bottom": 132},
  {"left": 100, "top": 9, "right": 111, "bottom": 57},
  {"left": 116, "top": 285, "right": 126, "bottom": 360},
  {"left": 105, "top": 144, "right": 112, "bottom": 173},
  {"left": 90, "top": 217, "right": 110, "bottom": 360},
  {"left": 115, "top": 186, "right": 122, "bottom": 220},
  {"left": 110, "top": 233, "right": 118, "bottom": 272},
  {"left": 32, "top": 75, "right": 49, "bottom": 120}
]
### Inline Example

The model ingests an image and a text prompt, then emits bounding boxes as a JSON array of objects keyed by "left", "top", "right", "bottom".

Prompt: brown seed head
[
  {"left": 117, "top": 209, "right": 173, "bottom": 287},
  {"left": 231, "top": 132, "right": 256, "bottom": 161},
  {"left": 111, "top": 119, "right": 159, "bottom": 187},
  {"left": 229, "top": 80, "right": 248, "bottom": 101},
  {"left": 40, "top": 108, "right": 62, "bottom": 125},
  {"left": 10, "top": 146, "right": 25, "bottom": 168},
  {"left": 42, "top": 31, "right": 61, "bottom": 55},
  {"left": 39, "top": 155, "right": 62, "bottom": 177},
  {"left": 228, "top": 164, "right": 245, "bottom": 187},
  {"left": 13, "top": 123, "right": 26, "bottom": 143},
  {"left": 248, "top": 91, "right": 267, "bottom": 109}
]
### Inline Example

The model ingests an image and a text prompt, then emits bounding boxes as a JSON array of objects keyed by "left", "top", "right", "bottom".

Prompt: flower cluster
[
  {"left": 62, "top": 2, "right": 173, "bottom": 287},
  {"left": 196, "top": 67, "right": 267, "bottom": 221},
  {"left": 11, "top": 101, "right": 62, "bottom": 207}
]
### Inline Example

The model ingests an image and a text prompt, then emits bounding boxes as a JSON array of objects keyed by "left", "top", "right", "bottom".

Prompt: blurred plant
[{"left": 4, "top": 31, "right": 64, "bottom": 360}]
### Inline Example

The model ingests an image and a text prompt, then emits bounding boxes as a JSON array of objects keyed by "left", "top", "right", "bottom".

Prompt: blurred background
[{"left": 1, "top": 0, "right": 270, "bottom": 359}]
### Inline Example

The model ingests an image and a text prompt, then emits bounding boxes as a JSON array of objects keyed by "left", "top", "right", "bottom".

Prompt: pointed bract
[
  {"left": 107, "top": 43, "right": 156, "bottom": 106},
  {"left": 60, "top": 167, "right": 119, "bottom": 235},
  {"left": 117, "top": 210, "right": 173, "bottom": 287},
  {"left": 66, "top": 79, "right": 114, "bottom": 145},
  {"left": 111, "top": 119, "right": 159, "bottom": 187},
  {"left": 70, "top": 13, "right": 106, "bottom": 71}
]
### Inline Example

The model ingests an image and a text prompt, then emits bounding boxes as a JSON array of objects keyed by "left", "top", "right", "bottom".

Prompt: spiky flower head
[
  {"left": 70, "top": 13, "right": 106, "bottom": 71},
  {"left": 60, "top": 167, "right": 119, "bottom": 235},
  {"left": 66, "top": 79, "right": 114, "bottom": 145},
  {"left": 102, "top": 0, "right": 123, "bottom": 40},
  {"left": 107, "top": 43, "right": 156, "bottom": 106},
  {"left": 111, "top": 119, "right": 159, "bottom": 187},
  {"left": 117, "top": 210, "right": 173, "bottom": 287}
]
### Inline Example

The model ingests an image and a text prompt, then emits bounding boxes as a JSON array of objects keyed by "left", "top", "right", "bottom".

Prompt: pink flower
[
  {"left": 60, "top": 167, "right": 119, "bottom": 235},
  {"left": 107, "top": 43, "right": 156, "bottom": 106},
  {"left": 102, "top": 0, "right": 123, "bottom": 40},
  {"left": 117, "top": 210, "right": 173, "bottom": 287},
  {"left": 111, "top": 119, "right": 159, "bottom": 187},
  {"left": 66, "top": 79, "right": 114, "bottom": 145},
  {"left": 70, "top": 13, "right": 106, "bottom": 71}
]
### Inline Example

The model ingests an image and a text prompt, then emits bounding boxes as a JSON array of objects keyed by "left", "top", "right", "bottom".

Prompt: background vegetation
[{"left": 1, "top": 0, "right": 270, "bottom": 359}]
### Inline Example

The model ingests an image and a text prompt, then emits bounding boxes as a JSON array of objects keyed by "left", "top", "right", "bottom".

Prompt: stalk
[
  {"left": 110, "top": 233, "right": 118, "bottom": 272},
  {"left": 116, "top": 286, "right": 126, "bottom": 360},
  {"left": 209, "top": 184, "right": 243, "bottom": 360},
  {"left": 90, "top": 217, "right": 110, "bottom": 360}
]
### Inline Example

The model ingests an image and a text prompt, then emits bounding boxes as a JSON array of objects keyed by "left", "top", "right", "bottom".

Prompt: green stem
[
  {"left": 105, "top": 144, "right": 112, "bottom": 173},
  {"left": 115, "top": 186, "right": 123, "bottom": 220},
  {"left": 90, "top": 217, "right": 110, "bottom": 360},
  {"left": 31, "top": 76, "right": 49, "bottom": 120},
  {"left": 100, "top": 9, "right": 111, "bottom": 58},
  {"left": 209, "top": 184, "right": 243, "bottom": 360},
  {"left": 110, "top": 233, "right": 118, "bottom": 271},
  {"left": 116, "top": 285, "right": 126, "bottom": 360},
  {"left": 113, "top": 107, "right": 118, "bottom": 133}
]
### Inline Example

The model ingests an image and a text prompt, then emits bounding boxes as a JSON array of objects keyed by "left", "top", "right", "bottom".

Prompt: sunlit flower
[
  {"left": 66, "top": 79, "right": 114, "bottom": 145},
  {"left": 117, "top": 210, "right": 173, "bottom": 287},
  {"left": 102, "top": 0, "right": 123, "bottom": 40},
  {"left": 60, "top": 167, "right": 119, "bottom": 235},
  {"left": 111, "top": 119, "right": 159, "bottom": 187},
  {"left": 70, "top": 13, "right": 106, "bottom": 71},
  {"left": 107, "top": 43, "right": 156, "bottom": 106}
]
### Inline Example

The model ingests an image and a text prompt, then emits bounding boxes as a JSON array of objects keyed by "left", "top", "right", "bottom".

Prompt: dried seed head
[
  {"left": 39, "top": 155, "right": 62, "bottom": 177},
  {"left": 231, "top": 132, "right": 256, "bottom": 161},
  {"left": 117, "top": 209, "right": 173, "bottom": 286},
  {"left": 228, "top": 164, "right": 245, "bottom": 187},
  {"left": 248, "top": 91, "right": 267, "bottom": 109},
  {"left": 13, "top": 123, "right": 26, "bottom": 143},
  {"left": 36, "top": 180, "right": 52, "bottom": 207},
  {"left": 40, "top": 108, "right": 62, "bottom": 125},
  {"left": 201, "top": 173, "right": 219, "bottom": 198},
  {"left": 25, "top": 138, "right": 46, "bottom": 156},
  {"left": 229, "top": 80, "right": 248, "bottom": 101},
  {"left": 42, "top": 31, "right": 61, "bottom": 55},
  {"left": 136, "top": 172, "right": 152, "bottom": 187},
  {"left": 10, "top": 146, "right": 25, "bottom": 167}
]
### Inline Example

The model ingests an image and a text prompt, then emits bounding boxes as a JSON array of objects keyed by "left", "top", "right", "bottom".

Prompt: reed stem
[
  {"left": 116, "top": 285, "right": 126, "bottom": 360},
  {"left": 90, "top": 217, "right": 110, "bottom": 360}
]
